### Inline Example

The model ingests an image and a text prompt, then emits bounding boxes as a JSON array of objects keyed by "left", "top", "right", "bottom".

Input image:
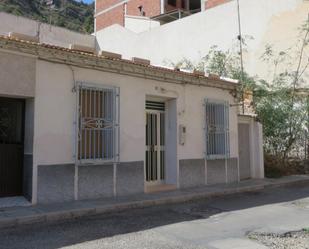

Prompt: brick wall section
[
  {"left": 96, "top": 0, "right": 124, "bottom": 31},
  {"left": 96, "top": 0, "right": 118, "bottom": 12},
  {"left": 126, "top": 0, "right": 161, "bottom": 17},
  {"left": 96, "top": 0, "right": 161, "bottom": 31},
  {"left": 205, "top": 0, "right": 232, "bottom": 9},
  {"left": 95, "top": 0, "right": 234, "bottom": 31},
  {"left": 96, "top": 5, "right": 124, "bottom": 31}
]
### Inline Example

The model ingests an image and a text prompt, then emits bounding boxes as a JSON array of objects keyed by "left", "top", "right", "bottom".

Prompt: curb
[{"left": 1, "top": 178, "right": 309, "bottom": 229}]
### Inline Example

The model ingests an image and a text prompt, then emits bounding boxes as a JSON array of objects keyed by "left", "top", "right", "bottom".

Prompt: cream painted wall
[
  {"left": 0, "top": 51, "right": 36, "bottom": 98},
  {"left": 33, "top": 59, "right": 238, "bottom": 166},
  {"left": 34, "top": 61, "right": 75, "bottom": 166}
]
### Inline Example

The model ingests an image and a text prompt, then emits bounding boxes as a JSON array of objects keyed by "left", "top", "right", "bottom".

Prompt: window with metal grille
[
  {"left": 76, "top": 83, "right": 119, "bottom": 164},
  {"left": 205, "top": 99, "right": 230, "bottom": 159}
]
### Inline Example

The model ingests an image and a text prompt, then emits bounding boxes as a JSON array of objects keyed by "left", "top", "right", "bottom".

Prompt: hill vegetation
[{"left": 0, "top": 0, "right": 94, "bottom": 33}]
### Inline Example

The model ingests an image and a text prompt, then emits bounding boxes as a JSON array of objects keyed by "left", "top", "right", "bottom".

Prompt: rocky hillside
[{"left": 0, "top": 0, "right": 94, "bottom": 33}]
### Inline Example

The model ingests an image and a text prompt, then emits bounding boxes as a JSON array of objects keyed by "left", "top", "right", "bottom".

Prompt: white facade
[
  {"left": 0, "top": 37, "right": 257, "bottom": 204},
  {"left": 33, "top": 60, "right": 239, "bottom": 166},
  {"left": 96, "top": 0, "right": 308, "bottom": 83},
  {"left": 31, "top": 59, "right": 240, "bottom": 203},
  {"left": 124, "top": 16, "right": 161, "bottom": 33},
  {"left": 0, "top": 10, "right": 264, "bottom": 205}
]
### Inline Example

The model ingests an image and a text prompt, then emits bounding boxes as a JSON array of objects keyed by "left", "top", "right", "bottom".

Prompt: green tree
[{"left": 168, "top": 18, "right": 309, "bottom": 161}]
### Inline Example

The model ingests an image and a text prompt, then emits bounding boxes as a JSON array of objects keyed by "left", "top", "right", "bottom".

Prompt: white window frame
[
  {"left": 205, "top": 98, "right": 230, "bottom": 160},
  {"left": 75, "top": 82, "right": 120, "bottom": 165}
]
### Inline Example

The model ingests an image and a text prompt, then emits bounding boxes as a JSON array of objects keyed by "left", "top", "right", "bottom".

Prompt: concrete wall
[
  {"left": 0, "top": 51, "right": 36, "bottom": 98},
  {"left": 36, "top": 161, "right": 145, "bottom": 203},
  {"left": 96, "top": 0, "right": 308, "bottom": 85},
  {"left": 0, "top": 12, "right": 95, "bottom": 49},
  {"left": 23, "top": 154, "right": 33, "bottom": 201},
  {"left": 37, "top": 164, "right": 75, "bottom": 204},
  {"left": 23, "top": 99, "right": 35, "bottom": 200},
  {"left": 251, "top": 122, "right": 264, "bottom": 179},
  {"left": 32, "top": 59, "right": 239, "bottom": 203},
  {"left": 125, "top": 16, "right": 161, "bottom": 33},
  {"left": 179, "top": 159, "right": 205, "bottom": 188},
  {"left": 238, "top": 123, "right": 251, "bottom": 180},
  {"left": 116, "top": 161, "right": 144, "bottom": 196},
  {"left": 78, "top": 164, "right": 114, "bottom": 200}
]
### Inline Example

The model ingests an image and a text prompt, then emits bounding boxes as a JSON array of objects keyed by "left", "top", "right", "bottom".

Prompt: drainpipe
[
  {"left": 161, "top": 0, "right": 165, "bottom": 14},
  {"left": 201, "top": 0, "right": 206, "bottom": 11}
]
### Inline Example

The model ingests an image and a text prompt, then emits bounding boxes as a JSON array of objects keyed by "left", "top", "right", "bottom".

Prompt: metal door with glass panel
[{"left": 145, "top": 101, "right": 165, "bottom": 184}]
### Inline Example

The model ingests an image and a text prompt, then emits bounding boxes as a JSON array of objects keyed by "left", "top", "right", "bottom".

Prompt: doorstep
[
  {"left": 145, "top": 184, "right": 177, "bottom": 193},
  {"left": 0, "top": 196, "right": 31, "bottom": 208},
  {"left": 0, "top": 175, "right": 309, "bottom": 229}
]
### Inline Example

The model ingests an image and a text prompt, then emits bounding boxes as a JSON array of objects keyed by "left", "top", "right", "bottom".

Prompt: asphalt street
[{"left": 1, "top": 183, "right": 309, "bottom": 249}]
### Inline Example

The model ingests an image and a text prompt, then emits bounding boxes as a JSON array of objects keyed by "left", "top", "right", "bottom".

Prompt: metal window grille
[
  {"left": 205, "top": 99, "right": 230, "bottom": 159},
  {"left": 145, "top": 101, "right": 165, "bottom": 182},
  {"left": 76, "top": 83, "right": 119, "bottom": 164}
]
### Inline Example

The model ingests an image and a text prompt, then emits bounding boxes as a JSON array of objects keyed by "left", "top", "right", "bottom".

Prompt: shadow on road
[{"left": 0, "top": 183, "right": 308, "bottom": 249}]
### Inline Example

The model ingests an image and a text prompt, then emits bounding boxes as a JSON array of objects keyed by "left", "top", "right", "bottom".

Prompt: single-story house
[{"left": 0, "top": 34, "right": 263, "bottom": 205}]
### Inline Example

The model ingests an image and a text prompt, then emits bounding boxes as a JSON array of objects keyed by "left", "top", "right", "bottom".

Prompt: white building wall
[
  {"left": 124, "top": 16, "right": 160, "bottom": 33},
  {"left": 96, "top": 0, "right": 307, "bottom": 82}
]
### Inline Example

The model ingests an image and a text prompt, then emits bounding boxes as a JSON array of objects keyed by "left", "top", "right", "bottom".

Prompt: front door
[
  {"left": 0, "top": 97, "right": 24, "bottom": 197},
  {"left": 145, "top": 101, "right": 165, "bottom": 185}
]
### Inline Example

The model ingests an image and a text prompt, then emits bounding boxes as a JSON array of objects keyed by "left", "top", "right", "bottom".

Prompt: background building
[{"left": 95, "top": 0, "right": 308, "bottom": 86}]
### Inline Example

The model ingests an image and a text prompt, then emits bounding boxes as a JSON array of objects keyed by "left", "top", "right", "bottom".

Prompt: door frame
[{"left": 145, "top": 108, "right": 166, "bottom": 186}]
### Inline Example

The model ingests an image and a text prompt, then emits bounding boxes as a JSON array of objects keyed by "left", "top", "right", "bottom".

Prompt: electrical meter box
[{"left": 179, "top": 125, "right": 186, "bottom": 145}]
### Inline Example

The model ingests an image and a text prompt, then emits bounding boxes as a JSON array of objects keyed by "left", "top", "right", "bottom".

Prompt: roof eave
[{"left": 0, "top": 36, "right": 239, "bottom": 91}]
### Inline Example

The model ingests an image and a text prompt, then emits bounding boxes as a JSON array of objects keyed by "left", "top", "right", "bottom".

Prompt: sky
[{"left": 75, "top": 0, "right": 94, "bottom": 4}]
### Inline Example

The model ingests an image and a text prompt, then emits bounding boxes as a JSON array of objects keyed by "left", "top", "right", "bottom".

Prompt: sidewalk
[{"left": 1, "top": 175, "right": 309, "bottom": 229}]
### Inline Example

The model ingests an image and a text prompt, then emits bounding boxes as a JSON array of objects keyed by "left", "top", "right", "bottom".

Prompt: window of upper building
[{"left": 167, "top": 0, "right": 177, "bottom": 7}]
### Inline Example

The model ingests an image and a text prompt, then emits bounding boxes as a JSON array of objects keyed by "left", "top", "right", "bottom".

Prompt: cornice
[{"left": 0, "top": 36, "right": 238, "bottom": 91}]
